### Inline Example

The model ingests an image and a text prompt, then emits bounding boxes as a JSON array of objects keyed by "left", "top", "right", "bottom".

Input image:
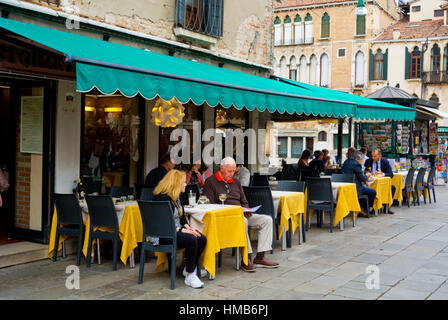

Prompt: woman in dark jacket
[{"left": 152, "top": 169, "right": 207, "bottom": 289}]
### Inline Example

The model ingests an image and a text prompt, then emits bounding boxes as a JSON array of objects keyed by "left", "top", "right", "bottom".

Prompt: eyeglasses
[{"left": 224, "top": 184, "right": 230, "bottom": 194}]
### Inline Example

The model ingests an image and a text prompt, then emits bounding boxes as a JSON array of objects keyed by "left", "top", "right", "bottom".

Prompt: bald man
[{"left": 203, "top": 157, "right": 279, "bottom": 272}]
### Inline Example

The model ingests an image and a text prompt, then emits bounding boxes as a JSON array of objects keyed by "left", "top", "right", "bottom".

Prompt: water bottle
[{"left": 188, "top": 190, "right": 196, "bottom": 206}]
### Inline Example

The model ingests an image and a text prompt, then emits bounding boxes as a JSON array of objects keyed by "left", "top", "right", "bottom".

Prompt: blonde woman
[{"left": 152, "top": 169, "right": 207, "bottom": 289}]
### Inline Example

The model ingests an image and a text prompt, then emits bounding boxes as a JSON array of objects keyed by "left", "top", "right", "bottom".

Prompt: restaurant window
[
  {"left": 412, "top": 6, "right": 421, "bottom": 12},
  {"left": 291, "top": 137, "right": 303, "bottom": 158},
  {"left": 309, "top": 54, "right": 319, "bottom": 86},
  {"left": 410, "top": 46, "right": 422, "bottom": 79},
  {"left": 444, "top": 46, "right": 448, "bottom": 72},
  {"left": 431, "top": 44, "right": 441, "bottom": 73},
  {"left": 321, "top": 13, "right": 330, "bottom": 38},
  {"left": 277, "top": 137, "right": 288, "bottom": 158},
  {"left": 338, "top": 48, "right": 346, "bottom": 58},
  {"left": 333, "top": 134, "right": 350, "bottom": 149},
  {"left": 82, "top": 94, "right": 141, "bottom": 191},
  {"left": 318, "top": 131, "right": 327, "bottom": 142},
  {"left": 280, "top": 56, "right": 288, "bottom": 79},
  {"left": 176, "top": 0, "right": 223, "bottom": 37},
  {"left": 274, "top": 16, "right": 282, "bottom": 46},
  {"left": 289, "top": 56, "right": 297, "bottom": 81},
  {"left": 304, "top": 13, "right": 313, "bottom": 43},
  {"left": 434, "top": 9, "right": 444, "bottom": 17},
  {"left": 299, "top": 55, "right": 307, "bottom": 83}
]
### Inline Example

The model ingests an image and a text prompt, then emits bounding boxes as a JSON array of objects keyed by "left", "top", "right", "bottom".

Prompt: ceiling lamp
[{"left": 152, "top": 97, "right": 185, "bottom": 128}]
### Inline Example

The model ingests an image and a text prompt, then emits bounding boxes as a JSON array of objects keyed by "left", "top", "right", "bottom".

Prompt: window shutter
[
  {"left": 176, "top": 0, "right": 186, "bottom": 27},
  {"left": 204, "top": 0, "right": 223, "bottom": 37},
  {"left": 369, "top": 49, "right": 374, "bottom": 81},
  {"left": 405, "top": 47, "right": 410, "bottom": 79},
  {"left": 356, "top": 15, "right": 365, "bottom": 35},
  {"left": 383, "top": 49, "right": 388, "bottom": 80}
]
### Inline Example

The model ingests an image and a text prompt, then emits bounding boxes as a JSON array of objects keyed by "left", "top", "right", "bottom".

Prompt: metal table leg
[
  {"left": 62, "top": 240, "right": 66, "bottom": 258},
  {"left": 130, "top": 250, "right": 135, "bottom": 268},
  {"left": 340, "top": 218, "right": 344, "bottom": 231},
  {"left": 282, "top": 225, "right": 286, "bottom": 251},
  {"left": 352, "top": 211, "right": 356, "bottom": 227},
  {"left": 97, "top": 239, "right": 101, "bottom": 265},
  {"left": 235, "top": 247, "right": 240, "bottom": 270}
]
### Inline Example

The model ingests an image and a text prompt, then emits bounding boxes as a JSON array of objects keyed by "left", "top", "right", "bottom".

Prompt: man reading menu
[{"left": 203, "top": 157, "right": 279, "bottom": 272}]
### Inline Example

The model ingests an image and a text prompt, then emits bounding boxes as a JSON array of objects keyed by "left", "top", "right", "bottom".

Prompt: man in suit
[
  {"left": 342, "top": 150, "right": 376, "bottom": 216},
  {"left": 364, "top": 148, "right": 396, "bottom": 214},
  {"left": 144, "top": 153, "right": 175, "bottom": 187}
]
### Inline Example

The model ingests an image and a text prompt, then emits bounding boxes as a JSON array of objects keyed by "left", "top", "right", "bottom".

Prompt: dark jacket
[
  {"left": 308, "top": 159, "right": 325, "bottom": 173},
  {"left": 364, "top": 158, "right": 394, "bottom": 178},
  {"left": 144, "top": 166, "right": 168, "bottom": 187},
  {"left": 152, "top": 193, "right": 188, "bottom": 227},
  {"left": 203, "top": 173, "right": 249, "bottom": 208},
  {"left": 342, "top": 158, "right": 367, "bottom": 195}
]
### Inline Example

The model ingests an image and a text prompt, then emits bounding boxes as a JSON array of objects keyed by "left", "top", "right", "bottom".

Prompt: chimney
[{"left": 392, "top": 28, "right": 401, "bottom": 40}]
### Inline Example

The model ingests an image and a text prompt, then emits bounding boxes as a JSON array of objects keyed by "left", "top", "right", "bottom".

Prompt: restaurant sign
[{"left": 0, "top": 37, "right": 76, "bottom": 79}]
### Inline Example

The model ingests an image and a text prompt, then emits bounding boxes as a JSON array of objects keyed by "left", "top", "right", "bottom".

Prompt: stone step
[{"left": 0, "top": 239, "right": 78, "bottom": 269}]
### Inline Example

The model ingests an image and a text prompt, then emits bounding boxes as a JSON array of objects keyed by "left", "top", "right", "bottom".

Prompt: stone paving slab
[{"left": 0, "top": 185, "right": 447, "bottom": 300}]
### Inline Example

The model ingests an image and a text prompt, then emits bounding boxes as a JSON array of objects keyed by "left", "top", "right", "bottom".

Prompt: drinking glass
[
  {"left": 198, "top": 195, "right": 207, "bottom": 205},
  {"left": 219, "top": 193, "right": 227, "bottom": 206},
  {"left": 120, "top": 196, "right": 127, "bottom": 202},
  {"left": 128, "top": 195, "right": 134, "bottom": 201}
]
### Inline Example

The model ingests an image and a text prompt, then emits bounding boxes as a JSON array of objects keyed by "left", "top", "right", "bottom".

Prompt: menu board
[
  {"left": 429, "top": 122, "right": 438, "bottom": 155},
  {"left": 361, "top": 123, "right": 393, "bottom": 153},
  {"left": 396, "top": 122, "right": 411, "bottom": 154},
  {"left": 20, "top": 96, "right": 44, "bottom": 154}
]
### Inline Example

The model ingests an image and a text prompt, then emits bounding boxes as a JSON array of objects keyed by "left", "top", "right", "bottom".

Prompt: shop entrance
[{"left": 0, "top": 76, "right": 55, "bottom": 244}]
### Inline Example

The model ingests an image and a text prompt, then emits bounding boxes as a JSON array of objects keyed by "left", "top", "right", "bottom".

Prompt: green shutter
[
  {"left": 369, "top": 49, "right": 374, "bottom": 81},
  {"left": 383, "top": 49, "right": 388, "bottom": 80},
  {"left": 294, "top": 14, "right": 301, "bottom": 23},
  {"left": 284, "top": 15, "right": 291, "bottom": 23},
  {"left": 405, "top": 47, "right": 410, "bottom": 79},
  {"left": 356, "top": 15, "right": 365, "bottom": 35},
  {"left": 321, "top": 13, "right": 330, "bottom": 38},
  {"left": 274, "top": 16, "right": 281, "bottom": 24}
]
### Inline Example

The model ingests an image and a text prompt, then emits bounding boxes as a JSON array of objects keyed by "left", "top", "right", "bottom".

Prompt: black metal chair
[
  {"left": 243, "top": 186, "right": 276, "bottom": 254},
  {"left": 85, "top": 195, "right": 120, "bottom": 270},
  {"left": 305, "top": 178, "right": 336, "bottom": 233},
  {"left": 137, "top": 200, "right": 183, "bottom": 289},
  {"left": 52, "top": 193, "right": 84, "bottom": 266},
  {"left": 404, "top": 168, "right": 416, "bottom": 207},
  {"left": 140, "top": 187, "right": 155, "bottom": 201},
  {"left": 134, "top": 184, "right": 151, "bottom": 200},
  {"left": 109, "top": 186, "right": 134, "bottom": 198},
  {"left": 425, "top": 167, "right": 437, "bottom": 204},
  {"left": 249, "top": 175, "right": 270, "bottom": 187},
  {"left": 299, "top": 167, "right": 320, "bottom": 181},
  {"left": 279, "top": 164, "right": 299, "bottom": 180},
  {"left": 277, "top": 180, "right": 300, "bottom": 191},
  {"left": 331, "top": 173, "right": 355, "bottom": 183},
  {"left": 82, "top": 176, "right": 102, "bottom": 195},
  {"left": 414, "top": 168, "right": 427, "bottom": 205}
]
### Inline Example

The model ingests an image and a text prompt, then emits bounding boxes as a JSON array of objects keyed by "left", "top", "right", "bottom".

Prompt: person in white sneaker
[{"left": 153, "top": 170, "right": 207, "bottom": 289}]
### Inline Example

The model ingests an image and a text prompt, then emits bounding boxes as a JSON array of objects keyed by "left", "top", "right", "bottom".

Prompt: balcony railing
[
  {"left": 175, "top": 0, "right": 223, "bottom": 38},
  {"left": 422, "top": 71, "right": 448, "bottom": 84}
]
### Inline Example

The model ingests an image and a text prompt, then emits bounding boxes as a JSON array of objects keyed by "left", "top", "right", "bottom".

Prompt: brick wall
[{"left": 14, "top": 109, "right": 31, "bottom": 230}]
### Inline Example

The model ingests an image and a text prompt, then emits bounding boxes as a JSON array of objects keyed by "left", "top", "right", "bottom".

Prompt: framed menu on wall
[{"left": 20, "top": 96, "right": 44, "bottom": 154}]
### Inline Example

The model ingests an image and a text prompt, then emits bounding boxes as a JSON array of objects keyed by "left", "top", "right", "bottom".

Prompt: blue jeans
[{"left": 361, "top": 186, "right": 377, "bottom": 208}]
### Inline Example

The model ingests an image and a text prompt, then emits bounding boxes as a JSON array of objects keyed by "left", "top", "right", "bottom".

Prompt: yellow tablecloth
[
  {"left": 369, "top": 177, "right": 393, "bottom": 211},
  {"left": 391, "top": 174, "right": 405, "bottom": 203},
  {"left": 156, "top": 206, "right": 248, "bottom": 278},
  {"left": 277, "top": 192, "right": 305, "bottom": 239},
  {"left": 48, "top": 209, "right": 68, "bottom": 258},
  {"left": 333, "top": 183, "right": 361, "bottom": 227}
]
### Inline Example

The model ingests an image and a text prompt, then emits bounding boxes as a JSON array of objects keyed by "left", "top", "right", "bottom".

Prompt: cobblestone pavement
[{"left": 1, "top": 186, "right": 448, "bottom": 300}]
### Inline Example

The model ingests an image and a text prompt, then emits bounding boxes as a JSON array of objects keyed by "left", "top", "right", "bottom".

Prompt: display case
[{"left": 360, "top": 122, "right": 393, "bottom": 154}]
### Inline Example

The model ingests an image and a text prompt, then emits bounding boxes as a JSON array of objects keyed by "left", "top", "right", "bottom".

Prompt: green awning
[
  {"left": 0, "top": 17, "right": 356, "bottom": 117},
  {"left": 278, "top": 78, "right": 416, "bottom": 121}
]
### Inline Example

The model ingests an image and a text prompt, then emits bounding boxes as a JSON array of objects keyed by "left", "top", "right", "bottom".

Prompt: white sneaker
[
  {"left": 185, "top": 273, "right": 204, "bottom": 289},
  {"left": 183, "top": 267, "right": 208, "bottom": 278}
]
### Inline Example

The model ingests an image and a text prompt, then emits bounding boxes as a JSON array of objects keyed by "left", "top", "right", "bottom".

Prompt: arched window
[
  {"left": 294, "top": 14, "right": 303, "bottom": 44},
  {"left": 289, "top": 56, "right": 297, "bottom": 80},
  {"left": 274, "top": 16, "right": 282, "bottom": 46},
  {"left": 356, "top": 14, "right": 366, "bottom": 35},
  {"left": 320, "top": 53, "right": 329, "bottom": 87},
  {"left": 411, "top": 47, "right": 421, "bottom": 79},
  {"left": 321, "top": 13, "right": 330, "bottom": 38},
  {"left": 279, "top": 56, "right": 288, "bottom": 79},
  {"left": 374, "top": 50, "right": 384, "bottom": 80},
  {"left": 309, "top": 54, "right": 319, "bottom": 85},
  {"left": 304, "top": 13, "right": 313, "bottom": 43},
  {"left": 444, "top": 46, "right": 448, "bottom": 73},
  {"left": 284, "top": 15, "right": 292, "bottom": 45},
  {"left": 299, "top": 55, "right": 307, "bottom": 83},
  {"left": 355, "top": 51, "right": 365, "bottom": 87},
  {"left": 318, "top": 131, "right": 327, "bottom": 142},
  {"left": 431, "top": 44, "right": 441, "bottom": 73},
  {"left": 430, "top": 93, "right": 439, "bottom": 103}
]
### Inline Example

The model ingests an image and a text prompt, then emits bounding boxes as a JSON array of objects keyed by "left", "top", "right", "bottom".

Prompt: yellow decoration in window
[{"left": 151, "top": 97, "right": 185, "bottom": 128}]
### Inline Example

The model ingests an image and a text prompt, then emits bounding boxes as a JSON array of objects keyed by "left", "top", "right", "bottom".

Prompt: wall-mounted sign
[{"left": 20, "top": 96, "right": 44, "bottom": 154}]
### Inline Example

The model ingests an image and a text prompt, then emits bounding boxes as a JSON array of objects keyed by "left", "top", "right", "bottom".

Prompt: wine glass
[
  {"left": 198, "top": 195, "right": 207, "bottom": 205},
  {"left": 219, "top": 193, "right": 227, "bottom": 206}
]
